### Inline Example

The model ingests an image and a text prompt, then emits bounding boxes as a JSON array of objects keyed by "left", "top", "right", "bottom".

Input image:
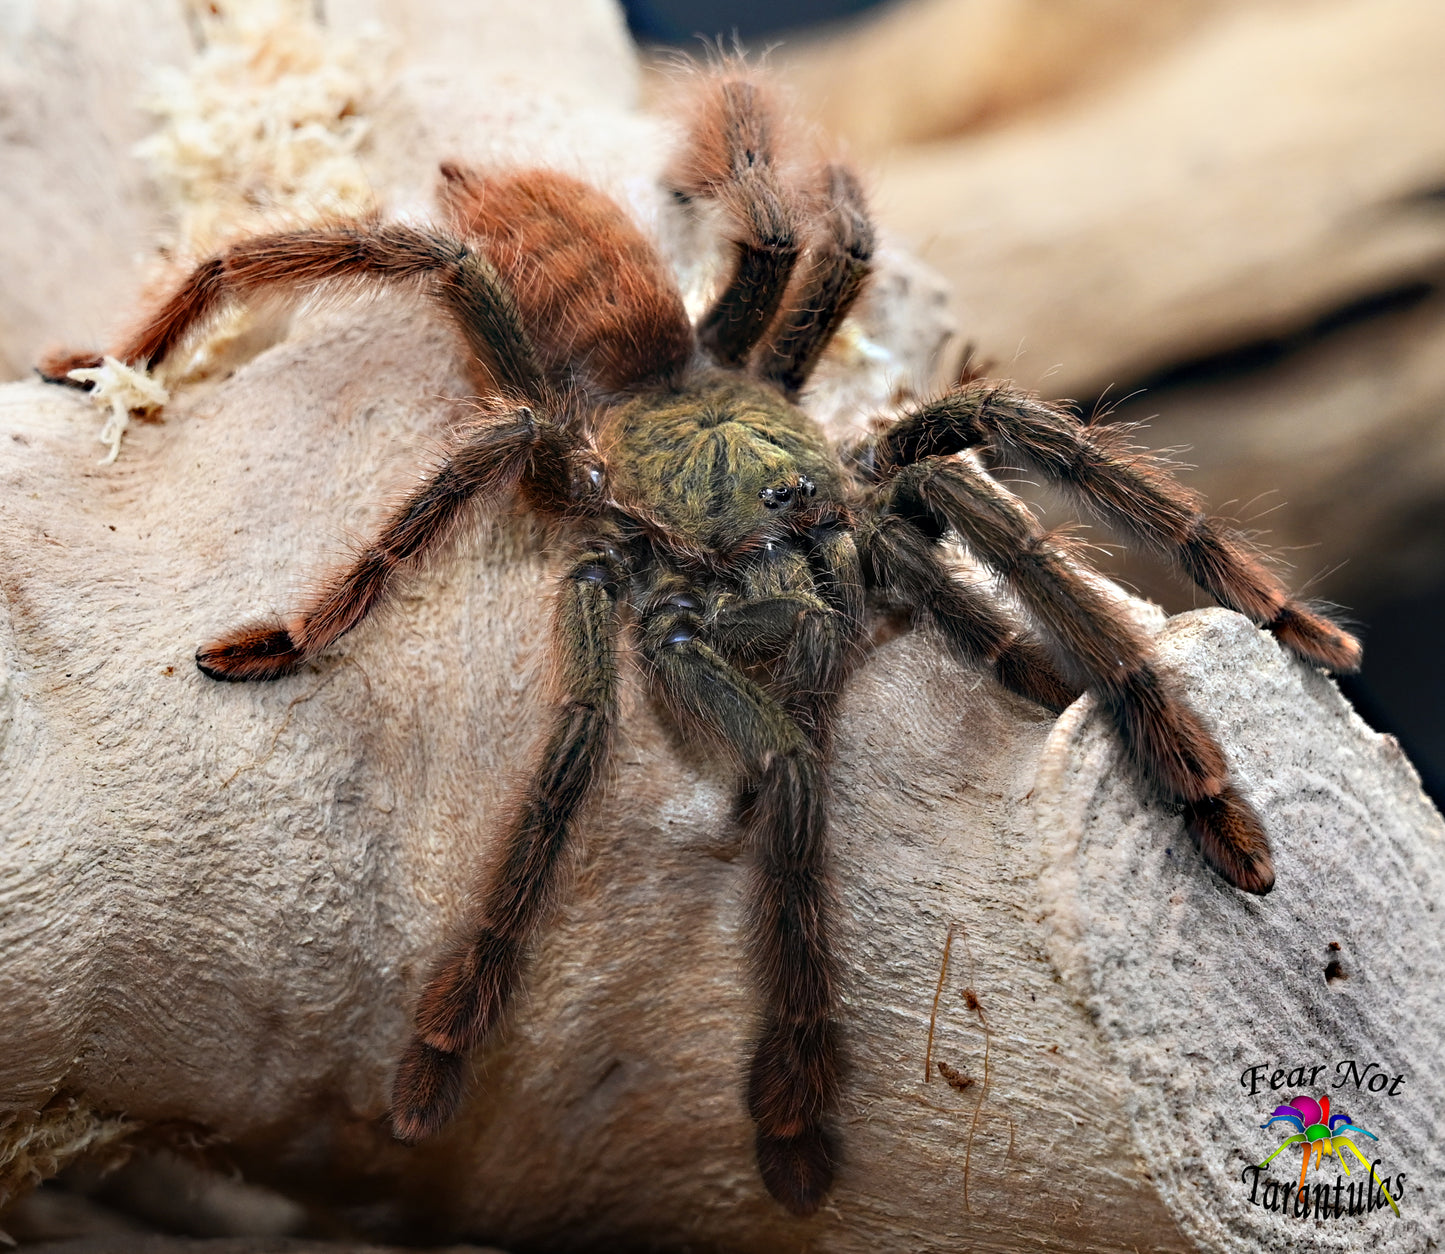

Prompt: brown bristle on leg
[
  {"left": 390, "top": 1039, "right": 467, "bottom": 1143},
  {"left": 856, "top": 515, "right": 1078, "bottom": 713},
  {"left": 195, "top": 412, "right": 540, "bottom": 688},
  {"left": 46, "top": 224, "right": 550, "bottom": 394},
  {"left": 411, "top": 930, "right": 514, "bottom": 1054},
  {"left": 861, "top": 384, "right": 1363, "bottom": 674},
  {"left": 1184, "top": 786, "right": 1275, "bottom": 895},
  {"left": 1269, "top": 604, "right": 1362, "bottom": 674},
  {"left": 992, "top": 633, "right": 1080, "bottom": 713},
  {"left": 877, "top": 456, "right": 1271, "bottom": 900},
  {"left": 195, "top": 623, "right": 306, "bottom": 682},
  {"left": 384, "top": 552, "right": 623, "bottom": 1145},
  {"left": 747, "top": 1018, "right": 839, "bottom": 1140},
  {"left": 1103, "top": 669, "right": 1229, "bottom": 804},
  {"left": 757, "top": 162, "right": 875, "bottom": 399},
  {"left": 755, "top": 1126, "right": 835, "bottom": 1217},
  {"left": 641, "top": 587, "right": 848, "bottom": 1218},
  {"left": 664, "top": 76, "right": 803, "bottom": 366},
  {"left": 36, "top": 349, "right": 105, "bottom": 387}
]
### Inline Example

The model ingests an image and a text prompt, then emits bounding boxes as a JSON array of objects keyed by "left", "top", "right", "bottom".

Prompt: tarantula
[{"left": 42, "top": 74, "right": 1360, "bottom": 1216}]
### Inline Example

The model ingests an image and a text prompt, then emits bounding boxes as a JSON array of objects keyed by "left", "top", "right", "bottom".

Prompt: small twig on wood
[
  {"left": 957, "top": 927, "right": 993, "bottom": 1215},
  {"left": 923, "top": 925, "right": 954, "bottom": 1083}
]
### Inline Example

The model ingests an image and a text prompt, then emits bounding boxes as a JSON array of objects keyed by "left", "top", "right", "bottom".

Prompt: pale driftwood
[
  {"left": 0, "top": 1, "right": 188, "bottom": 382},
  {"left": 775, "top": 0, "right": 1250, "bottom": 155},
  {"left": 782, "top": 0, "right": 1445, "bottom": 401},
  {"left": 3, "top": 4, "right": 1444, "bottom": 1253},
  {"left": 5, "top": 348, "right": 1444, "bottom": 1252}
]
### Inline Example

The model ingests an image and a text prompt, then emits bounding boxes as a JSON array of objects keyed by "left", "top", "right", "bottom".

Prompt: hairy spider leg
[
  {"left": 640, "top": 585, "right": 840, "bottom": 1216},
  {"left": 776, "top": 524, "right": 867, "bottom": 743},
  {"left": 758, "top": 163, "right": 875, "bottom": 399},
  {"left": 391, "top": 543, "right": 627, "bottom": 1141},
  {"left": 706, "top": 523, "right": 866, "bottom": 743},
  {"left": 666, "top": 76, "right": 804, "bottom": 366},
  {"left": 39, "top": 224, "right": 545, "bottom": 395},
  {"left": 861, "top": 384, "right": 1361, "bottom": 673},
  {"left": 855, "top": 512, "right": 1078, "bottom": 712},
  {"left": 196, "top": 408, "right": 554, "bottom": 681},
  {"left": 882, "top": 456, "right": 1274, "bottom": 894}
]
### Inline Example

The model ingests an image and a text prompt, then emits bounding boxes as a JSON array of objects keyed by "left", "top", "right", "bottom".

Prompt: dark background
[{"left": 623, "top": 0, "right": 886, "bottom": 42}]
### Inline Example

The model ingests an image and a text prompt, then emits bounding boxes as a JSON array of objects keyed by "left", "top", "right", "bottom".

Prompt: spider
[{"left": 41, "top": 73, "right": 1360, "bottom": 1217}]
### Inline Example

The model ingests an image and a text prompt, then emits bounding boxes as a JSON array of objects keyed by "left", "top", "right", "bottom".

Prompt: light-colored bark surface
[
  {"left": 1037, "top": 613, "right": 1445, "bottom": 1252},
  {"left": 0, "top": 1, "right": 189, "bottom": 381},
  {"left": 784, "top": 0, "right": 1445, "bottom": 400},
  {"left": 3, "top": 2, "right": 1444, "bottom": 1252}
]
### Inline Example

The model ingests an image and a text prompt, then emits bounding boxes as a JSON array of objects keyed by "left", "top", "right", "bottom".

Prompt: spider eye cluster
[{"left": 759, "top": 475, "right": 816, "bottom": 510}]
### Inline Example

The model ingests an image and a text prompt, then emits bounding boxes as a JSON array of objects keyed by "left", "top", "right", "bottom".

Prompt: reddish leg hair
[
  {"left": 884, "top": 457, "right": 1274, "bottom": 895},
  {"left": 392, "top": 545, "right": 624, "bottom": 1140},
  {"left": 197, "top": 408, "right": 552, "bottom": 681},
  {"left": 35, "top": 348, "right": 105, "bottom": 386},
  {"left": 666, "top": 76, "right": 804, "bottom": 366},
  {"left": 46, "top": 223, "right": 546, "bottom": 394},
  {"left": 858, "top": 513, "right": 1078, "bottom": 712},
  {"left": 758, "top": 163, "right": 875, "bottom": 398}
]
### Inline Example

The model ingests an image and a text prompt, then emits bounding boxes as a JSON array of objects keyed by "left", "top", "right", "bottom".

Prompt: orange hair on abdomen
[{"left": 439, "top": 164, "right": 694, "bottom": 392}]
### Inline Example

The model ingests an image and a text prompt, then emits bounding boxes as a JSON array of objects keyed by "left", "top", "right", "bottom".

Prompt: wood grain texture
[{"left": 1037, "top": 612, "right": 1445, "bottom": 1252}]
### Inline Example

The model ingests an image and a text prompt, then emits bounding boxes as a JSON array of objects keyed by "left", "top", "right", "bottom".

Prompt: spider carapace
[{"left": 41, "top": 73, "right": 1360, "bottom": 1216}]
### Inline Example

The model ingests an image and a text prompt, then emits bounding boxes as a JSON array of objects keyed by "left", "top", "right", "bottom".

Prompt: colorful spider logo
[{"left": 1258, "top": 1093, "right": 1399, "bottom": 1215}]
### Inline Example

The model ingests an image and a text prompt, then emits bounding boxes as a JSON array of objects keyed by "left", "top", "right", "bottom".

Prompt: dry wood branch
[{"left": 3, "top": 3, "right": 1443, "bottom": 1252}]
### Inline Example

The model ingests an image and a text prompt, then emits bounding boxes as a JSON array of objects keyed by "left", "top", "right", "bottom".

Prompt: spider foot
[
  {"left": 36, "top": 349, "right": 105, "bottom": 388},
  {"left": 1270, "top": 605, "right": 1362, "bottom": 674},
  {"left": 196, "top": 623, "right": 307, "bottom": 681},
  {"left": 746, "top": 1019, "right": 838, "bottom": 1136},
  {"left": 389, "top": 1038, "right": 466, "bottom": 1143},
  {"left": 412, "top": 929, "right": 513, "bottom": 1053},
  {"left": 1184, "top": 786, "right": 1275, "bottom": 895},
  {"left": 754, "top": 1125, "right": 835, "bottom": 1217}
]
